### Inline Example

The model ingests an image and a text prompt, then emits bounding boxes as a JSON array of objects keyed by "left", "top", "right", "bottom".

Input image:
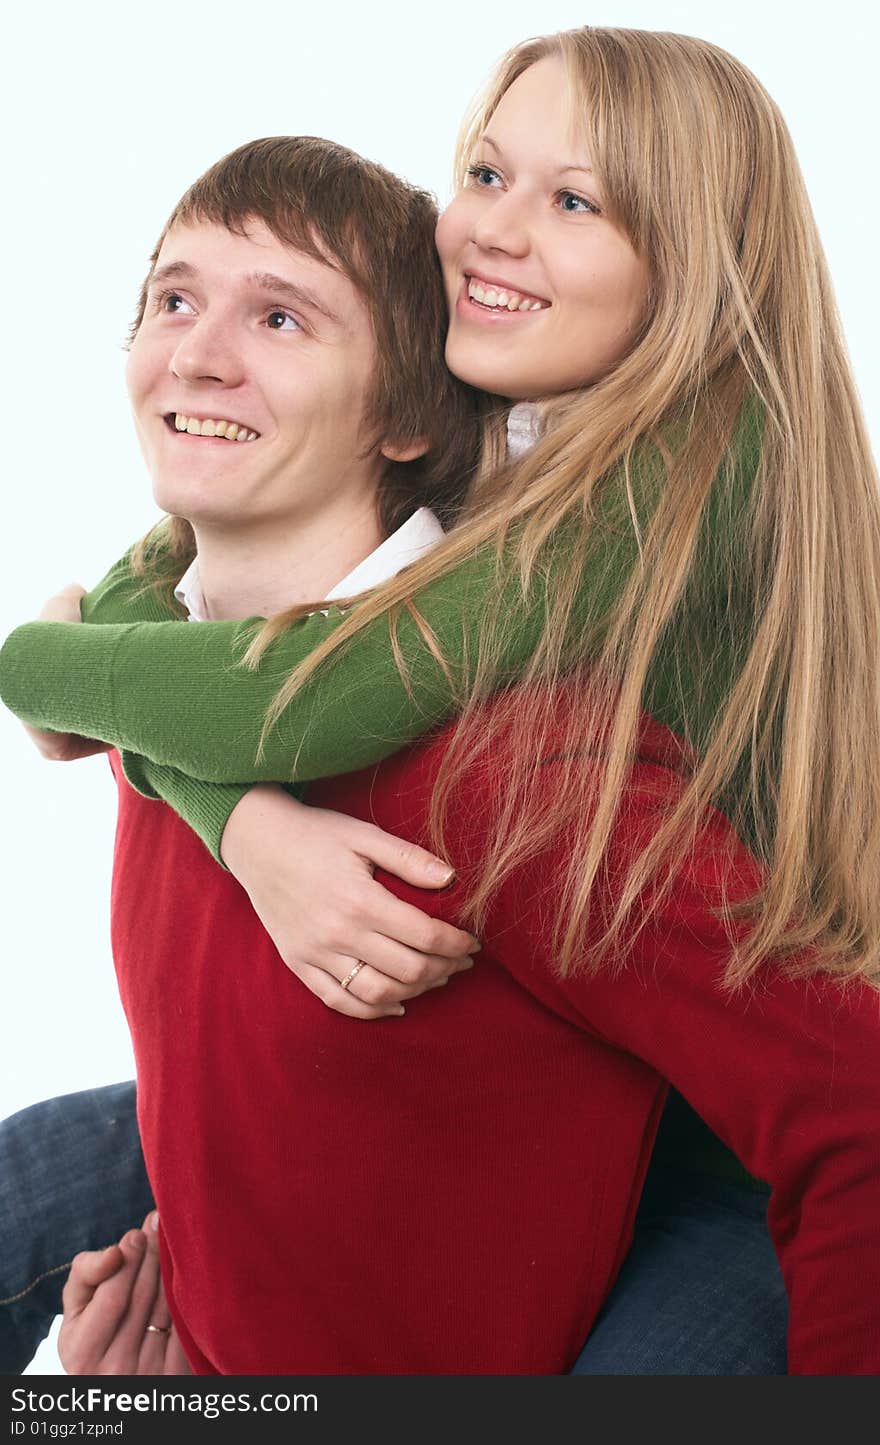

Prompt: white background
[{"left": 1, "top": 0, "right": 877, "bottom": 1373}]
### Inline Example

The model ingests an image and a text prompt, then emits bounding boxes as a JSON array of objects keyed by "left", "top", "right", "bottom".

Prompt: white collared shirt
[
  {"left": 174, "top": 506, "right": 446, "bottom": 622},
  {"left": 505, "top": 401, "right": 541, "bottom": 460},
  {"left": 174, "top": 410, "right": 541, "bottom": 621}
]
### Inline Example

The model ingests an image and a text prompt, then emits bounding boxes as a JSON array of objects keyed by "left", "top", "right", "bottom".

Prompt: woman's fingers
[
  {"left": 362, "top": 884, "right": 480, "bottom": 963},
  {"left": 340, "top": 935, "right": 476, "bottom": 1001},
  {"left": 352, "top": 823, "right": 458, "bottom": 890},
  {"left": 294, "top": 961, "right": 406, "bottom": 1020},
  {"left": 38, "top": 583, "right": 86, "bottom": 623}
]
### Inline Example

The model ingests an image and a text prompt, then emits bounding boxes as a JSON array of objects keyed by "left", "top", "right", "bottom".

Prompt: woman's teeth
[
  {"left": 173, "top": 413, "right": 258, "bottom": 441},
  {"left": 466, "top": 279, "right": 546, "bottom": 312}
]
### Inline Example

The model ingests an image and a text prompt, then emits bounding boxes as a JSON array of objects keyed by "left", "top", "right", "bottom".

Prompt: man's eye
[
  {"left": 465, "top": 163, "right": 503, "bottom": 188},
  {"left": 266, "top": 310, "right": 301, "bottom": 332},
  {"left": 158, "top": 291, "right": 194, "bottom": 315}
]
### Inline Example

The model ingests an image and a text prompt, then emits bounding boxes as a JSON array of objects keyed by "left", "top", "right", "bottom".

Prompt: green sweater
[{"left": 0, "top": 403, "right": 762, "bottom": 862}]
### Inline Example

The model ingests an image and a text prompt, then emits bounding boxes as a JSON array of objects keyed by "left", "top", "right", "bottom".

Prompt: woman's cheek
[{"left": 435, "top": 197, "right": 469, "bottom": 269}]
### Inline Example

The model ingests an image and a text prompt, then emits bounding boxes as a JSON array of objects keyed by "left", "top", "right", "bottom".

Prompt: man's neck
[{"left": 192, "top": 497, "right": 385, "bottom": 620}]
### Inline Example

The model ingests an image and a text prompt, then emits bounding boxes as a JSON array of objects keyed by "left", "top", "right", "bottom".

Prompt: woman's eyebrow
[{"left": 480, "top": 133, "right": 593, "bottom": 176}]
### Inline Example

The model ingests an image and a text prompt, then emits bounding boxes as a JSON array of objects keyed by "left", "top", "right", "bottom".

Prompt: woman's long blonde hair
[{"left": 164, "top": 30, "right": 880, "bottom": 987}]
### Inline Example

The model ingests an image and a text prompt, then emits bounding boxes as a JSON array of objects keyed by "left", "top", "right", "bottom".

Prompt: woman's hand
[
  {"left": 220, "top": 785, "right": 480, "bottom": 1019},
  {"left": 22, "top": 584, "right": 111, "bottom": 762}
]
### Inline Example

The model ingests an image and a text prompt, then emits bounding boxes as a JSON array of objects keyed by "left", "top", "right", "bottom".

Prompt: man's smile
[{"left": 164, "top": 412, "right": 260, "bottom": 442}]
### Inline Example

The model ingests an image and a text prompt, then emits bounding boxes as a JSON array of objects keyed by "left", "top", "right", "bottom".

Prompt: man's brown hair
[{"left": 132, "top": 135, "right": 483, "bottom": 533}]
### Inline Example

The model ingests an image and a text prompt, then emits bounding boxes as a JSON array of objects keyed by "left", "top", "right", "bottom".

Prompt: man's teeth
[
  {"left": 466, "top": 279, "right": 546, "bottom": 312},
  {"left": 174, "top": 413, "right": 258, "bottom": 441}
]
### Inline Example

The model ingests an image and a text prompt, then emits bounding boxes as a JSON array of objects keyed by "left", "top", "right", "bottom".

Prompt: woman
[{"left": 3, "top": 27, "right": 879, "bottom": 1374}]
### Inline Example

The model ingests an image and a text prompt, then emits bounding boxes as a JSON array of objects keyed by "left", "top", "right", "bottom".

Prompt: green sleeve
[
  {"left": 0, "top": 546, "right": 519, "bottom": 782},
  {"left": 81, "top": 550, "right": 258, "bottom": 862},
  {"left": 119, "top": 756, "right": 257, "bottom": 863},
  {"left": 0, "top": 407, "right": 762, "bottom": 790}
]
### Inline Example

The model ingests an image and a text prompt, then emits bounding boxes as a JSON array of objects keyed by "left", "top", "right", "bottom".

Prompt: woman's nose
[{"left": 470, "top": 191, "right": 531, "bottom": 259}]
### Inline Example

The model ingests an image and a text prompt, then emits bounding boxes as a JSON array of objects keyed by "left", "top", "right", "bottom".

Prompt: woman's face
[{"left": 436, "top": 56, "right": 651, "bottom": 401}]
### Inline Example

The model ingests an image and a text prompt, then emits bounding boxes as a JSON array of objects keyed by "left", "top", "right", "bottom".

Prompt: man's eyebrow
[
  {"left": 244, "top": 271, "right": 343, "bottom": 325},
  {"left": 147, "top": 260, "right": 197, "bottom": 289},
  {"left": 480, "top": 132, "right": 594, "bottom": 176},
  {"left": 146, "top": 261, "right": 342, "bottom": 325}
]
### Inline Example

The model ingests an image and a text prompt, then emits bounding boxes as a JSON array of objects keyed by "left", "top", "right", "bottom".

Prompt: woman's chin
[{"left": 444, "top": 341, "right": 535, "bottom": 401}]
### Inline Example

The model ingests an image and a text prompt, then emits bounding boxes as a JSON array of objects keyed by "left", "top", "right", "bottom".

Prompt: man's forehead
[{"left": 152, "top": 218, "right": 360, "bottom": 323}]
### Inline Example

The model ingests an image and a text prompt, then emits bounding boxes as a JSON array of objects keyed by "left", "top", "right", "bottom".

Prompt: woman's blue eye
[
  {"left": 266, "top": 310, "right": 300, "bottom": 331},
  {"left": 466, "top": 163, "right": 503, "bottom": 188},
  {"left": 558, "top": 191, "right": 600, "bottom": 215}
]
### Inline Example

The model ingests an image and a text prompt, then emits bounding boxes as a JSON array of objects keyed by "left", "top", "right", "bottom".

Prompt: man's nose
[
  {"left": 169, "top": 314, "right": 244, "bottom": 388},
  {"left": 470, "top": 190, "right": 531, "bottom": 259}
]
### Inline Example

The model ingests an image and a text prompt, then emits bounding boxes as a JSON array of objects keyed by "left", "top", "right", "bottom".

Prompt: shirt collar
[
  {"left": 174, "top": 506, "right": 446, "bottom": 622},
  {"left": 506, "top": 401, "right": 541, "bottom": 460},
  {"left": 175, "top": 407, "right": 541, "bottom": 622}
]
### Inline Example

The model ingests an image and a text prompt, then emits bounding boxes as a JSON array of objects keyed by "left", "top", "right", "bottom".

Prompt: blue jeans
[
  {"left": 571, "top": 1165, "right": 788, "bottom": 1375},
  {"left": 0, "top": 1084, "right": 787, "bottom": 1374},
  {"left": 0, "top": 1083, "right": 154, "bottom": 1374}
]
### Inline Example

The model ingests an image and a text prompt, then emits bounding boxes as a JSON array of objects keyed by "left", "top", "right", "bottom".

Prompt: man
[
  {"left": 1, "top": 135, "right": 483, "bottom": 1373},
  {"left": 5, "top": 132, "right": 880, "bottom": 1379}
]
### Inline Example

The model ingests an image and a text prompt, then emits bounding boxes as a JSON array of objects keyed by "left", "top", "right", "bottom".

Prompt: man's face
[{"left": 127, "top": 218, "right": 385, "bottom": 534}]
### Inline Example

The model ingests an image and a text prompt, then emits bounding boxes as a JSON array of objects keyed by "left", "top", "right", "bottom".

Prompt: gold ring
[
  {"left": 146, "top": 1323, "right": 172, "bottom": 1335},
  {"left": 340, "top": 961, "right": 366, "bottom": 992}
]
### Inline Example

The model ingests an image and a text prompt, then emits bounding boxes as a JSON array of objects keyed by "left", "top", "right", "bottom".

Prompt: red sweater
[{"left": 109, "top": 713, "right": 880, "bottom": 1376}]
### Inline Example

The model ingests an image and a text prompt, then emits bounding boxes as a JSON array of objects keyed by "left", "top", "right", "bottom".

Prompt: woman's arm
[
  {"left": 0, "top": 401, "right": 762, "bottom": 787},
  {"left": 29, "top": 561, "right": 255, "bottom": 857},
  {"left": 18, "top": 575, "right": 480, "bottom": 1018},
  {"left": 0, "top": 544, "right": 519, "bottom": 781},
  {"left": 0, "top": 509, "right": 703, "bottom": 783}
]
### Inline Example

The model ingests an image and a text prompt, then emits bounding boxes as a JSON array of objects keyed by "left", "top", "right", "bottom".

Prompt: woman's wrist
[{"left": 219, "top": 784, "right": 304, "bottom": 876}]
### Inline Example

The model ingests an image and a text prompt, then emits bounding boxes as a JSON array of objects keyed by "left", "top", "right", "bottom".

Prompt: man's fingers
[
  {"left": 114, "top": 1229, "right": 163, "bottom": 1347},
  {"left": 162, "top": 1329, "right": 194, "bottom": 1375},
  {"left": 60, "top": 1211, "right": 189, "bottom": 1377},
  {"left": 138, "top": 1216, "right": 190, "bottom": 1374},
  {"left": 61, "top": 1244, "right": 126, "bottom": 1317},
  {"left": 60, "top": 1234, "right": 147, "bottom": 1372}
]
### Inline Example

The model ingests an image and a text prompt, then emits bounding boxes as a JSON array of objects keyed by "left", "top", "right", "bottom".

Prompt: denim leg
[
  {"left": 570, "top": 1163, "right": 789, "bottom": 1375},
  {"left": 0, "top": 1081, "right": 154, "bottom": 1374}
]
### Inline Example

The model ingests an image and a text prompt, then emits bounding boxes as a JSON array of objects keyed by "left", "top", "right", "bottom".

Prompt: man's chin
[{"left": 151, "top": 479, "right": 228, "bottom": 526}]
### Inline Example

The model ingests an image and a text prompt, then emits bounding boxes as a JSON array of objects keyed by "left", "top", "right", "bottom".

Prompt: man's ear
[{"left": 380, "top": 436, "right": 430, "bottom": 463}]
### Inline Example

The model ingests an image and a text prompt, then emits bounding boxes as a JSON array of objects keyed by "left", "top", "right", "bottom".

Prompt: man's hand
[
  {"left": 59, "top": 1212, "right": 192, "bottom": 1375},
  {"left": 23, "top": 583, "right": 111, "bottom": 761}
]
